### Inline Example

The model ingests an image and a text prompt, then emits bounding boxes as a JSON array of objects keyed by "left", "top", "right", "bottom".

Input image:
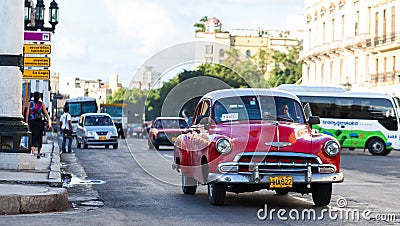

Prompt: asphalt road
[{"left": 2, "top": 138, "right": 399, "bottom": 225}]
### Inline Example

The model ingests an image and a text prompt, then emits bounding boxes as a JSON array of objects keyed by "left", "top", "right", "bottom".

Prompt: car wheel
[
  {"left": 312, "top": 183, "right": 332, "bottom": 206},
  {"left": 83, "top": 142, "right": 88, "bottom": 149},
  {"left": 113, "top": 144, "right": 118, "bottom": 149},
  {"left": 154, "top": 143, "right": 160, "bottom": 150},
  {"left": 77, "top": 140, "right": 81, "bottom": 148},
  {"left": 182, "top": 175, "right": 197, "bottom": 195},
  {"left": 367, "top": 138, "right": 389, "bottom": 155},
  {"left": 275, "top": 189, "right": 289, "bottom": 195},
  {"left": 208, "top": 182, "right": 226, "bottom": 206},
  {"left": 148, "top": 139, "right": 154, "bottom": 149},
  {"left": 105, "top": 145, "right": 109, "bottom": 149}
]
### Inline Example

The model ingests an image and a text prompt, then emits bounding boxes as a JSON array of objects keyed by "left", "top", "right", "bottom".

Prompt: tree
[
  {"left": 193, "top": 16, "right": 208, "bottom": 32},
  {"left": 267, "top": 46, "right": 302, "bottom": 87}
]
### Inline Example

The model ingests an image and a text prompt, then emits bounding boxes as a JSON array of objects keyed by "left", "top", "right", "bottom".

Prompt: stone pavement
[{"left": 0, "top": 133, "right": 70, "bottom": 215}]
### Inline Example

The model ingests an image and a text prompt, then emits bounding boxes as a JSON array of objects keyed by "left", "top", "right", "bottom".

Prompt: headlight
[
  {"left": 216, "top": 138, "right": 232, "bottom": 154},
  {"left": 324, "top": 140, "right": 340, "bottom": 156},
  {"left": 109, "top": 130, "right": 117, "bottom": 135},
  {"left": 86, "top": 131, "right": 96, "bottom": 136}
]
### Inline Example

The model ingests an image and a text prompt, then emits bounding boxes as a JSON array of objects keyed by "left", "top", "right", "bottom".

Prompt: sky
[{"left": 48, "top": 0, "right": 304, "bottom": 87}]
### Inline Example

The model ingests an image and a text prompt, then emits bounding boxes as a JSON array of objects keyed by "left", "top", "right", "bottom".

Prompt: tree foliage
[
  {"left": 193, "top": 16, "right": 208, "bottom": 32},
  {"left": 267, "top": 46, "right": 302, "bottom": 87}
]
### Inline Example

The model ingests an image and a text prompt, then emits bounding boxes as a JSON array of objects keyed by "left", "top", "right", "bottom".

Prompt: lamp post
[{"left": 24, "top": 0, "right": 59, "bottom": 33}]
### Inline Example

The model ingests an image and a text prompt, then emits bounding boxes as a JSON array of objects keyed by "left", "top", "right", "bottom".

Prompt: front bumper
[
  {"left": 208, "top": 172, "right": 344, "bottom": 184},
  {"left": 84, "top": 137, "right": 118, "bottom": 146}
]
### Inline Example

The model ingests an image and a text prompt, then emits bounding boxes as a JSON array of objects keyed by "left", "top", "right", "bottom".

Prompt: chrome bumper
[{"left": 208, "top": 172, "right": 344, "bottom": 184}]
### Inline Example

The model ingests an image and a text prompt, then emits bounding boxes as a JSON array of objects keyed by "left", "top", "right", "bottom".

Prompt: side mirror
[{"left": 308, "top": 116, "right": 320, "bottom": 125}]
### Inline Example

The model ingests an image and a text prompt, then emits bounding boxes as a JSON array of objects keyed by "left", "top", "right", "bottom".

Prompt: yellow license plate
[
  {"left": 269, "top": 176, "right": 293, "bottom": 188},
  {"left": 99, "top": 136, "right": 106, "bottom": 140},
  {"left": 172, "top": 137, "right": 177, "bottom": 142}
]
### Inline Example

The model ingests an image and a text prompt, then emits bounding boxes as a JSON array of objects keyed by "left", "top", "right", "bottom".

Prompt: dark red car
[
  {"left": 173, "top": 88, "right": 344, "bottom": 206},
  {"left": 148, "top": 117, "right": 189, "bottom": 150}
]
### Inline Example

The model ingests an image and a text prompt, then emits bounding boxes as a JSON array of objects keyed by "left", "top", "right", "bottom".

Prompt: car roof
[
  {"left": 154, "top": 117, "right": 186, "bottom": 120},
  {"left": 82, "top": 113, "right": 111, "bottom": 117},
  {"left": 201, "top": 88, "right": 300, "bottom": 102}
]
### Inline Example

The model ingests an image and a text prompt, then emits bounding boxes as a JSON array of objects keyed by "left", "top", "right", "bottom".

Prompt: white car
[{"left": 76, "top": 113, "right": 118, "bottom": 149}]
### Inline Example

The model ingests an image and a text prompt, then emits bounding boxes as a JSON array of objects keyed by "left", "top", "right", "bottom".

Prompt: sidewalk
[{"left": 0, "top": 133, "right": 70, "bottom": 215}]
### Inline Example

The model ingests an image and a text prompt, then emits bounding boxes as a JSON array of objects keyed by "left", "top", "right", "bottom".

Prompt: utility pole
[{"left": 0, "top": 0, "right": 31, "bottom": 155}]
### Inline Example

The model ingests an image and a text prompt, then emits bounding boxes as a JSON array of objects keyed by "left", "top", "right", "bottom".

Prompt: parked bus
[
  {"left": 278, "top": 84, "right": 400, "bottom": 155},
  {"left": 100, "top": 103, "right": 127, "bottom": 139},
  {"left": 64, "top": 97, "right": 98, "bottom": 136}
]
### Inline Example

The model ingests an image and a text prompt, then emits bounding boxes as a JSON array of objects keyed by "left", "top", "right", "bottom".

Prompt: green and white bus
[{"left": 278, "top": 84, "right": 400, "bottom": 155}]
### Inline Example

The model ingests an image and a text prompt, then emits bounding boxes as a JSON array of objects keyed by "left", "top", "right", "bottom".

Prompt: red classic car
[
  {"left": 173, "top": 88, "right": 344, "bottom": 206},
  {"left": 148, "top": 117, "right": 189, "bottom": 150}
]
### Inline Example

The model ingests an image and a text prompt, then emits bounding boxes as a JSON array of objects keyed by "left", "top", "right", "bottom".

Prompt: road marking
[{"left": 163, "top": 154, "right": 174, "bottom": 159}]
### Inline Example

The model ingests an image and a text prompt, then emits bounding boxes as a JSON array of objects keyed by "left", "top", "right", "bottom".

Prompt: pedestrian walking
[
  {"left": 25, "top": 92, "right": 50, "bottom": 158},
  {"left": 60, "top": 105, "right": 73, "bottom": 153}
]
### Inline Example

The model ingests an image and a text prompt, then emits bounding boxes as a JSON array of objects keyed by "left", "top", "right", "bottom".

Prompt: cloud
[{"left": 104, "top": 0, "right": 176, "bottom": 54}]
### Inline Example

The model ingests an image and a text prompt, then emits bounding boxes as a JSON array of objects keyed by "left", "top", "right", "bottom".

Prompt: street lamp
[{"left": 24, "top": 0, "right": 59, "bottom": 33}]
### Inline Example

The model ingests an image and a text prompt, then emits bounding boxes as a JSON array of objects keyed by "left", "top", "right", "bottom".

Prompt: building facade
[
  {"left": 194, "top": 18, "right": 302, "bottom": 77},
  {"left": 301, "top": 0, "right": 400, "bottom": 96}
]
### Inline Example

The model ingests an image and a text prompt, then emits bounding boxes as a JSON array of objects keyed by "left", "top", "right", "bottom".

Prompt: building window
[
  {"left": 341, "top": 15, "right": 345, "bottom": 40},
  {"left": 219, "top": 49, "right": 224, "bottom": 58},
  {"left": 355, "top": 11, "right": 359, "bottom": 36},
  {"left": 246, "top": 50, "right": 251, "bottom": 58},
  {"left": 205, "top": 57, "right": 213, "bottom": 64},
  {"left": 368, "top": 7, "right": 371, "bottom": 34},
  {"left": 322, "top": 22, "right": 326, "bottom": 43},
  {"left": 383, "top": 9, "right": 387, "bottom": 42},
  {"left": 375, "top": 12, "right": 379, "bottom": 37},
  {"left": 331, "top": 19, "right": 335, "bottom": 41},
  {"left": 205, "top": 45, "right": 213, "bottom": 54},
  {"left": 391, "top": 6, "right": 395, "bottom": 39},
  {"left": 393, "top": 56, "right": 396, "bottom": 72},
  {"left": 355, "top": 57, "right": 358, "bottom": 84}
]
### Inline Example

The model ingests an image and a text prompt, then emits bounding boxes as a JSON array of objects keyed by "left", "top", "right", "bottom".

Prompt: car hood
[{"left": 211, "top": 120, "right": 313, "bottom": 154}]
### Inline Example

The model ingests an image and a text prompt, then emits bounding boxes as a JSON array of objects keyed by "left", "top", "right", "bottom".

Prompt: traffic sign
[
  {"left": 24, "top": 44, "right": 51, "bottom": 54},
  {"left": 24, "top": 57, "right": 51, "bottom": 67},
  {"left": 23, "top": 70, "right": 50, "bottom": 80},
  {"left": 24, "top": 31, "right": 51, "bottom": 42}
]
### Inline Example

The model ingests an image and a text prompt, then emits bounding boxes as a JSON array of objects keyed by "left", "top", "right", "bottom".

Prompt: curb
[{"left": 0, "top": 184, "right": 69, "bottom": 214}]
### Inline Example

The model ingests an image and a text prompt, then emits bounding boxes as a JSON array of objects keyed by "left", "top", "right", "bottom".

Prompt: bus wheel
[{"left": 367, "top": 138, "right": 387, "bottom": 155}]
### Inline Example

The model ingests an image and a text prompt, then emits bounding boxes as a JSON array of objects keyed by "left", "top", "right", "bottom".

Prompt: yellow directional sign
[
  {"left": 23, "top": 44, "right": 51, "bottom": 54},
  {"left": 23, "top": 70, "right": 50, "bottom": 80},
  {"left": 24, "top": 57, "right": 51, "bottom": 67}
]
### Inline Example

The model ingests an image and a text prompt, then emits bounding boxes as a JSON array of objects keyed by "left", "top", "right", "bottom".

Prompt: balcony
[
  {"left": 365, "top": 32, "right": 400, "bottom": 53},
  {"left": 369, "top": 70, "right": 400, "bottom": 87}
]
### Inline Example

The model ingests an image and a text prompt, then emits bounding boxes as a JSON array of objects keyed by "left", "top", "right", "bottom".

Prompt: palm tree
[{"left": 193, "top": 16, "right": 208, "bottom": 32}]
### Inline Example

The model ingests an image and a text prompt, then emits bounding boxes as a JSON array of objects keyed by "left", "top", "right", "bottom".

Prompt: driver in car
[{"left": 278, "top": 103, "right": 294, "bottom": 121}]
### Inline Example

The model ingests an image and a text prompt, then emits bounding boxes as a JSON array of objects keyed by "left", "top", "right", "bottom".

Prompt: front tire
[
  {"left": 312, "top": 183, "right": 332, "bottom": 206},
  {"left": 208, "top": 182, "right": 226, "bottom": 206},
  {"left": 182, "top": 175, "right": 197, "bottom": 195},
  {"left": 368, "top": 138, "right": 389, "bottom": 155},
  {"left": 113, "top": 144, "right": 118, "bottom": 149}
]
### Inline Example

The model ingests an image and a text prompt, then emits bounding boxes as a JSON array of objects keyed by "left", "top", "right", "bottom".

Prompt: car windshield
[
  {"left": 213, "top": 96, "right": 305, "bottom": 123},
  {"left": 84, "top": 116, "right": 113, "bottom": 126},
  {"left": 154, "top": 119, "right": 188, "bottom": 129}
]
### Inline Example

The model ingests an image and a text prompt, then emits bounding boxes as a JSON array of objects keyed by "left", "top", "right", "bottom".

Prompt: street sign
[
  {"left": 24, "top": 44, "right": 51, "bottom": 54},
  {"left": 23, "top": 70, "right": 50, "bottom": 80},
  {"left": 24, "top": 57, "right": 51, "bottom": 67},
  {"left": 24, "top": 31, "right": 51, "bottom": 42}
]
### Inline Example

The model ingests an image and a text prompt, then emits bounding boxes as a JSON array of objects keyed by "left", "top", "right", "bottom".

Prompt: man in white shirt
[{"left": 60, "top": 105, "right": 73, "bottom": 153}]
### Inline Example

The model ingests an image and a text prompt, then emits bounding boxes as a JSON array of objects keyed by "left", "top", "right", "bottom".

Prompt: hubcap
[{"left": 373, "top": 142, "right": 384, "bottom": 153}]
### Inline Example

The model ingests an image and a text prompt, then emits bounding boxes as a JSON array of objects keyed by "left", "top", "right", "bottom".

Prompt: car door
[{"left": 76, "top": 115, "right": 85, "bottom": 142}]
